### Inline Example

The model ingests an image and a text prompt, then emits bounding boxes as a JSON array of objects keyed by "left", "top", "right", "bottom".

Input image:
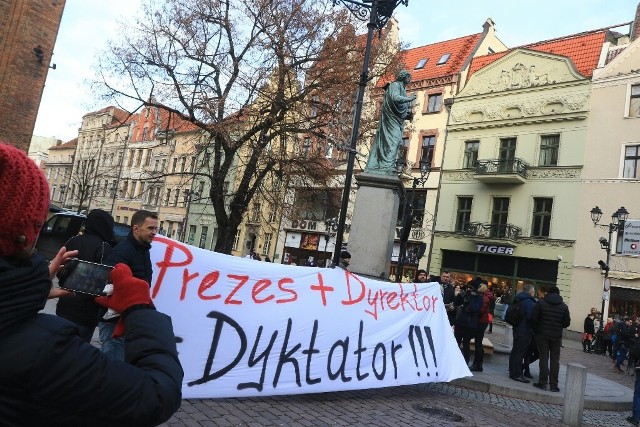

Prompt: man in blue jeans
[{"left": 99, "top": 210, "right": 158, "bottom": 359}]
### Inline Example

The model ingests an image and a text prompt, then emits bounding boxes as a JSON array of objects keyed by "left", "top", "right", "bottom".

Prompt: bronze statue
[{"left": 364, "top": 70, "right": 416, "bottom": 175}]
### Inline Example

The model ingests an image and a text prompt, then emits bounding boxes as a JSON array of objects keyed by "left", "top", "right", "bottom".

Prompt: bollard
[{"left": 561, "top": 363, "right": 587, "bottom": 427}]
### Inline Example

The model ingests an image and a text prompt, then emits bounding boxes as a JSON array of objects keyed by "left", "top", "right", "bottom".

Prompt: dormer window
[
  {"left": 414, "top": 58, "right": 428, "bottom": 69},
  {"left": 437, "top": 53, "right": 451, "bottom": 65}
]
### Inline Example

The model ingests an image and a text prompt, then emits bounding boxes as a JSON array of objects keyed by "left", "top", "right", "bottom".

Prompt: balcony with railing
[
  {"left": 474, "top": 158, "right": 528, "bottom": 184},
  {"left": 462, "top": 222, "right": 521, "bottom": 242}
]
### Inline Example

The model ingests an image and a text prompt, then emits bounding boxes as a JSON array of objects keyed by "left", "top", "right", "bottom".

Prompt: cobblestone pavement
[
  {"left": 160, "top": 381, "right": 631, "bottom": 427},
  {"left": 158, "top": 339, "right": 635, "bottom": 427}
]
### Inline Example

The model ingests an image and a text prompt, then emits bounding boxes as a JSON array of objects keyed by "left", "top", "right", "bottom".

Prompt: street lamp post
[
  {"left": 395, "top": 158, "right": 430, "bottom": 282},
  {"left": 589, "top": 205, "right": 629, "bottom": 350},
  {"left": 330, "top": 0, "right": 410, "bottom": 268}
]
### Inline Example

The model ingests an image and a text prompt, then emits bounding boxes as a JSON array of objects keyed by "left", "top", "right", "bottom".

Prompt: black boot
[{"left": 470, "top": 364, "right": 483, "bottom": 372}]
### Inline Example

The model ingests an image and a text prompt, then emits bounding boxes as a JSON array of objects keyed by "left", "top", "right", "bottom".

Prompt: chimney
[{"left": 632, "top": 2, "right": 640, "bottom": 41}]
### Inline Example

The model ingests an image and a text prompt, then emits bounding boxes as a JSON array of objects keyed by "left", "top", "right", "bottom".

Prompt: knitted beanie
[{"left": 0, "top": 143, "right": 50, "bottom": 257}]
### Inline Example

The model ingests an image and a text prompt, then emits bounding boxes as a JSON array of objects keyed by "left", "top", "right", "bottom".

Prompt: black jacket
[
  {"left": 0, "top": 255, "right": 183, "bottom": 426},
  {"left": 583, "top": 316, "right": 595, "bottom": 335},
  {"left": 105, "top": 232, "right": 153, "bottom": 285},
  {"left": 56, "top": 209, "right": 114, "bottom": 327},
  {"left": 532, "top": 293, "right": 571, "bottom": 339}
]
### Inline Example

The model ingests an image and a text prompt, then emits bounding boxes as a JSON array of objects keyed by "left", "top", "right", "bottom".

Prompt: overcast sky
[{"left": 33, "top": 0, "right": 637, "bottom": 142}]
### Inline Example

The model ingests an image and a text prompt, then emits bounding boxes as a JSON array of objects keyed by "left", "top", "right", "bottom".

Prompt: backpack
[{"left": 504, "top": 299, "right": 523, "bottom": 326}]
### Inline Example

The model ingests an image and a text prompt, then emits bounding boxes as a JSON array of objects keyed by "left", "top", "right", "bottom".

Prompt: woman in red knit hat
[{"left": 0, "top": 143, "right": 183, "bottom": 425}]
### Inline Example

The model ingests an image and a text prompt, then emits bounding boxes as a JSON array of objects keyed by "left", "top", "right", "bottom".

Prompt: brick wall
[{"left": 0, "top": 0, "right": 66, "bottom": 151}]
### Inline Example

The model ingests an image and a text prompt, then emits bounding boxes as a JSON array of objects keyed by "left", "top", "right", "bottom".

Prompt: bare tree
[{"left": 96, "top": 0, "right": 399, "bottom": 253}]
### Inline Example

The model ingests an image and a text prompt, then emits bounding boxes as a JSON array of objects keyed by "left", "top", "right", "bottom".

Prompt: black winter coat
[
  {"left": 56, "top": 209, "right": 114, "bottom": 327},
  {"left": 583, "top": 316, "right": 595, "bottom": 335},
  {"left": 532, "top": 293, "right": 571, "bottom": 339},
  {"left": 105, "top": 232, "right": 153, "bottom": 285},
  {"left": 0, "top": 255, "right": 183, "bottom": 426}
]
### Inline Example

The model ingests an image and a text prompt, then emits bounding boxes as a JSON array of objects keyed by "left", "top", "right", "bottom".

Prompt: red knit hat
[{"left": 0, "top": 143, "right": 50, "bottom": 257}]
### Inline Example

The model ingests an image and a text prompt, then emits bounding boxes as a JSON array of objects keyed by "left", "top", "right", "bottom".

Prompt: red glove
[{"left": 96, "top": 263, "right": 153, "bottom": 337}]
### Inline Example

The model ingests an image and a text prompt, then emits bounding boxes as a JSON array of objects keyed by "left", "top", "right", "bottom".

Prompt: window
[
  {"left": 411, "top": 190, "right": 427, "bottom": 228},
  {"left": 414, "top": 58, "right": 428, "bottom": 69},
  {"left": 172, "top": 158, "right": 177, "bottom": 173},
  {"left": 268, "top": 204, "right": 277, "bottom": 223},
  {"left": 154, "top": 159, "right": 159, "bottom": 172},
  {"left": 173, "top": 189, "right": 180, "bottom": 207},
  {"left": 539, "top": 134, "right": 559, "bottom": 166},
  {"left": 463, "top": 140, "right": 479, "bottom": 168},
  {"left": 532, "top": 198, "right": 553, "bottom": 238},
  {"left": 232, "top": 230, "right": 240, "bottom": 251},
  {"left": 325, "top": 142, "right": 333, "bottom": 159},
  {"left": 421, "top": 135, "right": 435, "bottom": 166},
  {"left": 488, "top": 47, "right": 495, "bottom": 54},
  {"left": 188, "top": 225, "right": 197, "bottom": 244},
  {"left": 145, "top": 149, "right": 152, "bottom": 166},
  {"left": 491, "top": 197, "right": 510, "bottom": 238},
  {"left": 121, "top": 181, "right": 129, "bottom": 199},
  {"left": 181, "top": 156, "right": 186, "bottom": 172},
  {"left": 199, "top": 226, "right": 208, "bottom": 248},
  {"left": 165, "top": 189, "right": 171, "bottom": 206},
  {"left": 437, "top": 53, "right": 451, "bottom": 65},
  {"left": 310, "top": 95, "right": 319, "bottom": 117},
  {"left": 498, "top": 138, "right": 517, "bottom": 172},
  {"left": 630, "top": 84, "right": 640, "bottom": 117},
  {"left": 251, "top": 203, "right": 261, "bottom": 222},
  {"left": 161, "top": 159, "right": 167, "bottom": 171},
  {"left": 397, "top": 137, "right": 409, "bottom": 170},
  {"left": 455, "top": 197, "right": 473, "bottom": 232},
  {"left": 263, "top": 233, "right": 273, "bottom": 256},
  {"left": 302, "top": 138, "right": 311, "bottom": 156},
  {"left": 426, "top": 93, "right": 442, "bottom": 113},
  {"left": 135, "top": 149, "right": 142, "bottom": 166},
  {"left": 624, "top": 145, "right": 640, "bottom": 178}
]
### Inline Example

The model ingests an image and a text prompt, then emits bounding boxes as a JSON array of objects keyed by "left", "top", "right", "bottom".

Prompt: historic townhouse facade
[
  {"left": 429, "top": 27, "right": 629, "bottom": 332},
  {"left": 572, "top": 30, "right": 640, "bottom": 327},
  {"left": 387, "top": 19, "right": 506, "bottom": 280},
  {"left": 46, "top": 138, "right": 76, "bottom": 210}
]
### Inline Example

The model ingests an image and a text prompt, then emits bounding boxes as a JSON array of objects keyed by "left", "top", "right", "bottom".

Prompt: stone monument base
[{"left": 347, "top": 172, "right": 403, "bottom": 280}]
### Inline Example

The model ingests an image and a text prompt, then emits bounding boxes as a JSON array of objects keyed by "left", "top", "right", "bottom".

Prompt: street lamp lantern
[
  {"left": 616, "top": 206, "right": 629, "bottom": 223},
  {"left": 419, "top": 157, "right": 431, "bottom": 178},
  {"left": 590, "top": 206, "right": 603, "bottom": 224},
  {"left": 395, "top": 158, "right": 407, "bottom": 175}
]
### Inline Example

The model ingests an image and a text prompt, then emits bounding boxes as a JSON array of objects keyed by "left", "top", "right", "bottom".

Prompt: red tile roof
[
  {"left": 377, "top": 33, "right": 482, "bottom": 87},
  {"left": 49, "top": 138, "right": 77, "bottom": 150},
  {"left": 467, "top": 30, "right": 609, "bottom": 81}
]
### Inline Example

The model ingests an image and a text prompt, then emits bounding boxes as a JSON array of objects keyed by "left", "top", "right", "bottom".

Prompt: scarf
[{"left": 0, "top": 254, "right": 51, "bottom": 337}]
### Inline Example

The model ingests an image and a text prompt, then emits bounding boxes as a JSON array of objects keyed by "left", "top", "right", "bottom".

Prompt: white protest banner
[{"left": 149, "top": 236, "right": 471, "bottom": 398}]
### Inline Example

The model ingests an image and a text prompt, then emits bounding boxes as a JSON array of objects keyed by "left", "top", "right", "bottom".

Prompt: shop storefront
[
  {"left": 282, "top": 219, "right": 338, "bottom": 267},
  {"left": 440, "top": 249, "right": 559, "bottom": 303},
  {"left": 609, "top": 285, "right": 640, "bottom": 319}
]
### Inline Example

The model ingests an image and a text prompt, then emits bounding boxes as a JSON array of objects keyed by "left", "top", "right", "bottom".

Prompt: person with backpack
[
  {"left": 453, "top": 279, "right": 483, "bottom": 365},
  {"left": 470, "top": 279, "right": 495, "bottom": 372},
  {"left": 532, "top": 285, "right": 571, "bottom": 392},
  {"left": 55, "top": 209, "right": 115, "bottom": 343},
  {"left": 507, "top": 284, "right": 537, "bottom": 383}
]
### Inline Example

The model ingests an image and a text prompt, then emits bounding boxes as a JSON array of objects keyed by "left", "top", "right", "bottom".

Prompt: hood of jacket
[
  {"left": 514, "top": 291, "right": 534, "bottom": 303},
  {"left": 84, "top": 209, "right": 114, "bottom": 244},
  {"left": 0, "top": 254, "right": 50, "bottom": 337},
  {"left": 543, "top": 292, "right": 564, "bottom": 305}
]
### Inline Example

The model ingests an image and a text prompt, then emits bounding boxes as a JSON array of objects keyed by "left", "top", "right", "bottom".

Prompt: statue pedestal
[{"left": 347, "top": 172, "right": 403, "bottom": 279}]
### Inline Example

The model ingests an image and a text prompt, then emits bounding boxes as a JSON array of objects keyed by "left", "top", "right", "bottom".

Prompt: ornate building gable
[
  {"left": 459, "top": 49, "right": 584, "bottom": 97},
  {"left": 593, "top": 37, "right": 640, "bottom": 83}
]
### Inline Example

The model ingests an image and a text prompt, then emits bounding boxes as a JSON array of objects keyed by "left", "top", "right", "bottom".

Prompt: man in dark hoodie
[
  {"left": 508, "top": 284, "right": 536, "bottom": 383},
  {"left": 0, "top": 143, "right": 182, "bottom": 425},
  {"left": 99, "top": 209, "right": 158, "bottom": 360},
  {"left": 532, "top": 285, "right": 571, "bottom": 392},
  {"left": 56, "top": 209, "right": 115, "bottom": 342}
]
